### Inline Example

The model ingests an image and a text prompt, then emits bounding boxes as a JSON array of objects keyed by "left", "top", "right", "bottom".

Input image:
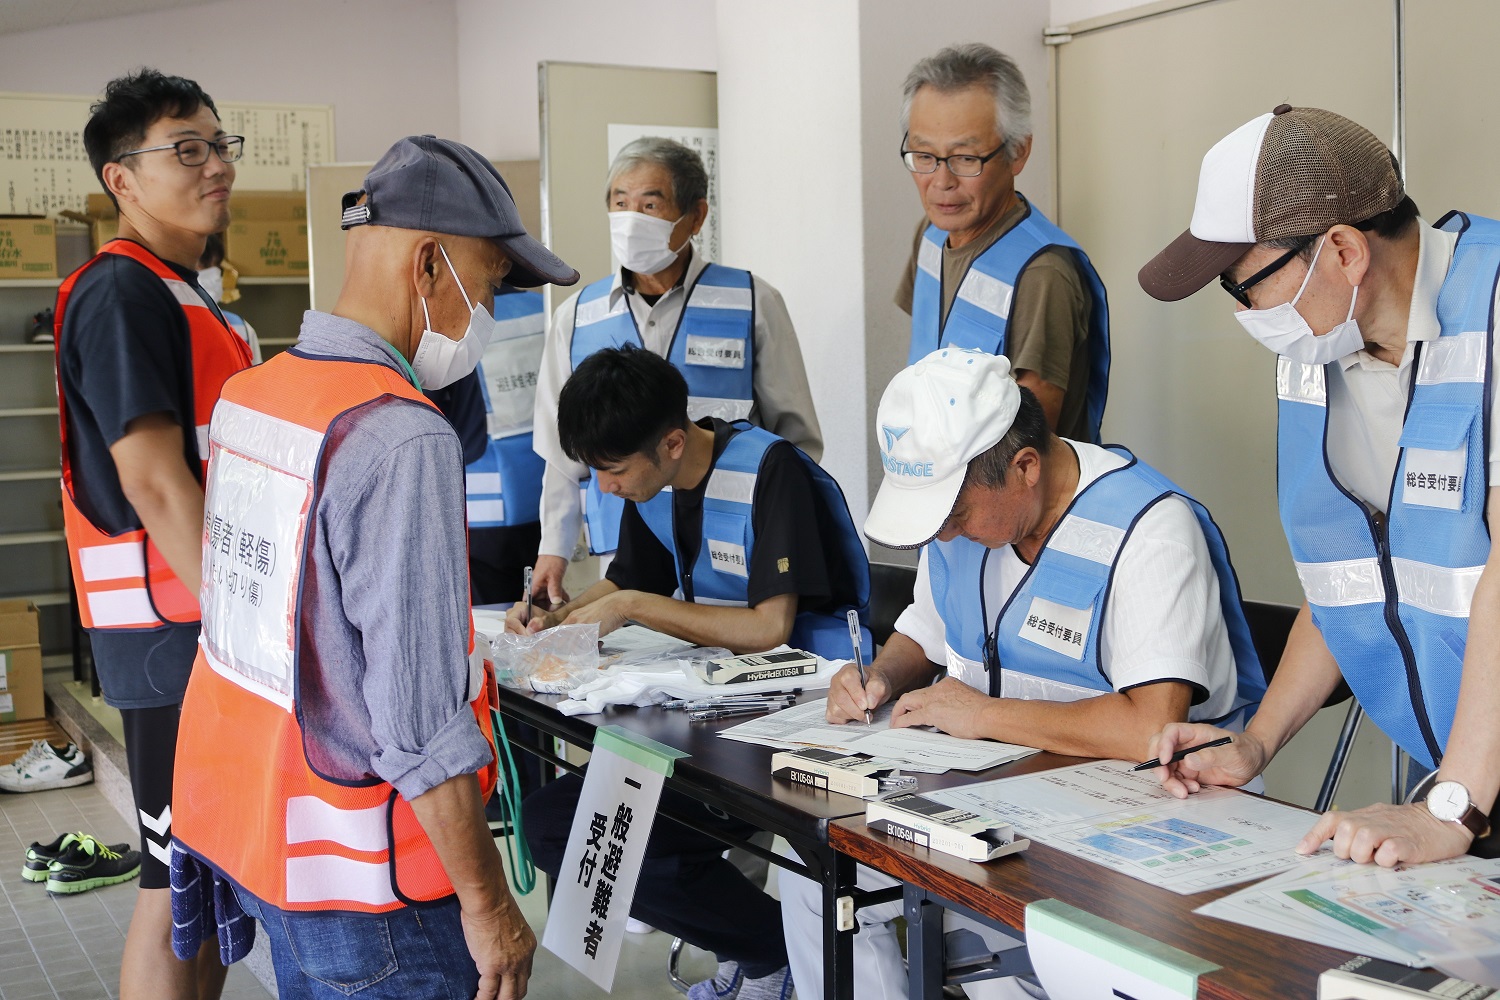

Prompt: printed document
[
  {"left": 927, "top": 760, "right": 1310, "bottom": 892},
  {"left": 718, "top": 697, "right": 1038, "bottom": 773}
]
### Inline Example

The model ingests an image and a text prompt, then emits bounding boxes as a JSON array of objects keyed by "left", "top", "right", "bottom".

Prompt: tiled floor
[{"left": 0, "top": 782, "right": 269, "bottom": 1000}]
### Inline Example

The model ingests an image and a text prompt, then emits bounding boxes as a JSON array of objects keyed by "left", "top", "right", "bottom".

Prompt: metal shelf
[
  {"left": 0, "top": 278, "right": 62, "bottom": 288},
  {"left": 0, "top": 469, "right": 55, "bottom": 482},
  {"left": 0, "top": 530, "right": 64, "bottom": 546},
  {"left": 0, "top": 343, "right": 52, "bottom": 353},
  {"left": 259, "top": 337, "right": 298, "bottom": 346},
  {"left": 29, "top": 591, "right": 70, "bottom": 607},
  {"left": 239, "top": 276, "right": 308, "bottom": 285},
  {"left": 0, "top": 407, "right": 57, "bottom": 418}
]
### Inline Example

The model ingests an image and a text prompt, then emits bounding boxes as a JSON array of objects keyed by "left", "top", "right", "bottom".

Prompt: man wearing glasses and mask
[
  {"left": 528, "top": 136, "right": 822, "bottom": 610},
  {"left": 896, "top": 43, "right": 1111, "bottom": 442},
  {"left": 53, "top": 69, "right": 252, "bottom": 1000},
  {"left": 1140, "top": 105, "right": 1500, "bottom": 866}
]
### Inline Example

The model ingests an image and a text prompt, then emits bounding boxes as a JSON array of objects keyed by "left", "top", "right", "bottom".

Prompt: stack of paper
[
  {"left": 720, "top": 697, "right": 1040, "bottom": 774},
  {"left": 1199, "top": 854, "right": 1500, "bottom": 983}
]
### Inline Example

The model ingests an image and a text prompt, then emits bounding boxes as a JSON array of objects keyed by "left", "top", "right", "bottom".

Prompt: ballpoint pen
[
  {"left": 689, "top": 705, "right": 783, "bottom": 721},
  {"left": 664, "top": 695, "right": 797, "bottom": 710},
  {"left": 848, "top": 609, "right": 871, "bottom": 724},
  {"left": 522, "top": 566, "right": 533, "bottom": 624},
  {"left": 1132, "top": 736, "right": 1233, "bottom": 771}
]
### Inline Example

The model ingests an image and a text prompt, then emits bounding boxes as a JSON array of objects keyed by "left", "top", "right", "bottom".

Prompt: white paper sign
[
  {"left": 1403, "top": 447, "right": 1467, "bottom": 510},
  {"left": 683, "top": 335, "right": 746, "bottom": 369},
  {"left": 542, "top": 743, "right": 666, "bottom": 990},
  {"left": 707, "top": 539, "right": 750, "bottom": 578},
  {"left": 0, "top": 650, "right": 8, "bottom": 690},
  {"left": 1018, "top": 596, "right": 1091, "bottom": 660},
  {"left": 479, "top": 329, "right": 544, "bottom": 440}
]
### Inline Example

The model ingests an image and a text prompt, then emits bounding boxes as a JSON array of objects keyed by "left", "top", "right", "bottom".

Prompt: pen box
[
  {"left": 772, "top": 747, "right": 913, "bottom": 798},
  {"left": 866, "top": 792, "right": 1029, "bottom": 863},
  {"left": 693, "top": 649, "right": 818, "bottom": 685}
]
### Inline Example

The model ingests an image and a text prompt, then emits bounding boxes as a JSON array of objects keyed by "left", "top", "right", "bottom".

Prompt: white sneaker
[
  {"left": 0, "top": 741, "right": 93, "bottom": 793},
  {"left": 625, "top": 917, "right": 655, "bottom": 934}
]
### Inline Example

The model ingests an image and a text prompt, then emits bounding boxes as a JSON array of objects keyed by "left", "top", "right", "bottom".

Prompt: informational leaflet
[
  {"left": 926, "top": 760, "right": 1311, "bottom": 893},
  {"left": 718, "top": 698, "right": 1039, "bottom": 773},
  {"left": 1199, "top": 854, "right": 1500, "bottom": 983}
]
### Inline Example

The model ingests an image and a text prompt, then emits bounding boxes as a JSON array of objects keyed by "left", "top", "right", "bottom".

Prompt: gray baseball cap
[{"left": 341, "top": 135, "right": 579, "bottom": 288}]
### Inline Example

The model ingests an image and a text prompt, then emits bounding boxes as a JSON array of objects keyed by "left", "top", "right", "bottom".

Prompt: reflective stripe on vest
[
  {"left": 1277, "top": 211, "right": 1500, "bottom": 769},
  {"left": 173, "top": 351, "right": 498, "bottom": 913},
  {"left": 570, "top": 265, "right": 756, "bottom": 553},
  {"left": 634, "top": 423, "right": 872, "bottom": 659},
  {"left": 930, "top": 447, "right": 1264, "bottom": 719},
  {"left": 468, "top": 290, "right": 546, "bottom": 527},
  {"left": 909, "top": 204, "right": 1112, "bottom": 443},
  {"left": 55, "top": 240, "right": 253, "bottom": 630}
]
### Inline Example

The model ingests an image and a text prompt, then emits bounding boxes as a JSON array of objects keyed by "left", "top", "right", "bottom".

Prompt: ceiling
[{"left": 0, "top": 0, "right": 223, "bottom": 36}]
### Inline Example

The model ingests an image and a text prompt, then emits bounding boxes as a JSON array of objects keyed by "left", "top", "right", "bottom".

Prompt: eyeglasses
[
  {"left": 1219, "top": 240, "right": 1313, "bottom": 308},
  {"left": 900, "top": 133, "right": 1006, "bottom": 177},
  {"left": 115, "top": 136, "right": 246, "bottom": 167}
]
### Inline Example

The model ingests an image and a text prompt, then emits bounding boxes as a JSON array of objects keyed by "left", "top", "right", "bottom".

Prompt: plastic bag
[{"left": 488, "top": 623, "right": 601, "bottom": 693}]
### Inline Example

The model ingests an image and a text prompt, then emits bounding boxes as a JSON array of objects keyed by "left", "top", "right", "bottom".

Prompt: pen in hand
[
  {"left": 522, "top": 566, "right": 533, "bottom": 625},
  {"left": 847, "top": 610, "right": 871, "bottom": 725},
  {"left": 1132, "top": 736, "right": 1233, "bottom": 772}
]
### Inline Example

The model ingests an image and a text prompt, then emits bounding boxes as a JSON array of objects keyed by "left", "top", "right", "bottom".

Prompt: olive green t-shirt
[{"left": 894, "top": 196, "right": 1094, "bottom": 440}]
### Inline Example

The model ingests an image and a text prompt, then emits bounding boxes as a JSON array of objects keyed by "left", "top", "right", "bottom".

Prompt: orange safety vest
[
  {"left": 55, "top": 239, "right": 253, "bottom": 630},
  {"left": 173, "top": 350, "right": 498, "bottom": 913}
]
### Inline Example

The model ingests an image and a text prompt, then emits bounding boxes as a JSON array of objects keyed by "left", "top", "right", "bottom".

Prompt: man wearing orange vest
[
  {"left": 170, "top": 136, "right": 578, "bottom": 1000},
  {"left": 57, "top": 69, "right": 252, "bottom": 1000}
]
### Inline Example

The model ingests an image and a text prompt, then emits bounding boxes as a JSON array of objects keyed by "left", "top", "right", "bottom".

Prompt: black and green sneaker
[
  {"left": 22, "top": 832, "right": 129, "bottom": 883},
  {"left": 44, "top": 835, "right": 141, "bottom": 894}
]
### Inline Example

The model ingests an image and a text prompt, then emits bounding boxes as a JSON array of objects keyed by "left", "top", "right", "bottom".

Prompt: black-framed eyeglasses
[
  {"left": 115, "top": 136, "right": 245, "bottom": 167},
  {"left": 900, "top": 133, "right": 1005, "bottom": 177},
  {"left": 1219, "top": 238, "right": 1314, "bottom": 308}
]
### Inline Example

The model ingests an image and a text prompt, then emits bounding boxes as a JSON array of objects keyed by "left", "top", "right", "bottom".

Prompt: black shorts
[{"left": 120, "top": 703, "right": 181, "bottom": 889}]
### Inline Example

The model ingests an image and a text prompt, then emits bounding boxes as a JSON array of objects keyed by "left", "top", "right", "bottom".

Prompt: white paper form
[
  {"left": 927, "top": 760, "right": 1311, "bottom": 892},
  {"left": 718, "top": 698, "right": 1039, "bottom": 773}
]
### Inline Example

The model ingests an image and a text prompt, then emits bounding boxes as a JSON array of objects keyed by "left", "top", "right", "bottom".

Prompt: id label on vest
[
  {"left": 707, "top": 539, "right": 749, "bottom": 578},
  {"left": 1402, "top": 447, "right": 1466, "bottom": 511},
  {"left": 1018, "top": 596, "right": 1090, "bottom": 661},
  {"left": 684, "top": 335, "right": 746, "bottom": 369}
]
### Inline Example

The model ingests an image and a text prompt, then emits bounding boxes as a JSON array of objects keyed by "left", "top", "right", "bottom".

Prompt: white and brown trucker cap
[{"left": 1139, "top": 104, "right": 1404, "bottom": 302}]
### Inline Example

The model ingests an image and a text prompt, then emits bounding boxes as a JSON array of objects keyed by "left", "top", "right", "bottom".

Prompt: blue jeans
[{"left": 233, "top": 886, "right": 479, "bottom": 999}]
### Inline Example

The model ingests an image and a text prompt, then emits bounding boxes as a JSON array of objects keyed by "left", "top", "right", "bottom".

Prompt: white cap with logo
[{"left": 864, "top": 348, "right": 1021, "bottom": 549}]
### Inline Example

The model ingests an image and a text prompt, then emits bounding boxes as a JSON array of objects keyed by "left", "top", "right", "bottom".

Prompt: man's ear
[
  {"left": 660, "top": 426, "right": 688, "bottom": 461},
  {"left": 1007, "top": 135, "right": 1034, "bottom": 177},
  {"left": 412, "top": 237, "right": 442, "bottom": 299},
  {"left": 1326, "top": 224, "right": 1372, "bottom": 288},
  {"left": 687, "top": 199, "right": 709, "bottom": 237},
  {"left": 102, "top": 162, "right": 135, "bottom": 209},
  {"left": 1013, "top": 447, "right": 1043, "bottom": 488}
]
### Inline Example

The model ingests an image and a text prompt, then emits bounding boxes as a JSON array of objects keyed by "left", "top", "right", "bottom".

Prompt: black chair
[
  {"left": 1242, "top": 600, "right": 1364, "bottom": 811},
  {"left": 868, "top": 562, "right": 918, "bottom": 647}
]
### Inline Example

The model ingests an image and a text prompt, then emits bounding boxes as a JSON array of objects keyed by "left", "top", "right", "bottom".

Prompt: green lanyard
[
  {"left": 376, "top": 339, "right": 422, "bottom": 390},
  {"left": 488, "top": 708, "right": 537, "bottom": 895}
]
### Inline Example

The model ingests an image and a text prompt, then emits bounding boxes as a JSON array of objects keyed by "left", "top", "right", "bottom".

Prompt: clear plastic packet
[{"left": 488, "top": 623, "right": 601, "bottom": 693}]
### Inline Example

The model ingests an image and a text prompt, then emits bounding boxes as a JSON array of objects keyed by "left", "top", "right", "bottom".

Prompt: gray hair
[
  {"left": 900, "top": 43, "right": 1032, "bottom": 160},
  {"left": 604, "top": 137, "right": 708, "bottom": 213}
]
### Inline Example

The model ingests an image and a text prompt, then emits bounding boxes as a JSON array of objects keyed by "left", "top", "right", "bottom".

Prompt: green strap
[
  {"left": 375, "top": 339, "right": 422, "bottom": 390},
  {"left": 488, "top": 708, "right": 536, "bottom": 895}
]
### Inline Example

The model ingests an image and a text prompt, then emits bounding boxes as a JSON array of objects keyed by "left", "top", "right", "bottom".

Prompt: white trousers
[{"left": 778, "top": 856, "right": 1045, "bottom": 1000}]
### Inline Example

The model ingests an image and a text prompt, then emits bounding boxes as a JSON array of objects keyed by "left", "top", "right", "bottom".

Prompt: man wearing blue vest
[
  {"left": 512, "top": 345, "right": 866, "bottom": 1000},
  {"left": 896, "top": 43, "right": 1110, "bottom": 442},
  {"left": 780, "top": 349, "right": 1264, "bottom": 1000},
  {"left": 1140, "top": 105, "right": 1500, "bottom": 865},
  {"left": 531, "top": 137, "right": 822, "bottom": 607}
]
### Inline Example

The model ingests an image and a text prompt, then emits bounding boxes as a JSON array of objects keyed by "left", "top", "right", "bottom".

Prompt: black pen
[{"left": 1132, "top": 736, "right": 1232, "bottom": 771}]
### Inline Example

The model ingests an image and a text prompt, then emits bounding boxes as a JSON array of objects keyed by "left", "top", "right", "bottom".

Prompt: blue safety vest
[
  {"left": 927, "top": 446, "right": 1264, "bottom": 721},
  {"left": 466, "top": 290, "right": 547, "bottom": 527},
  {"left": 635, "top": 423, "right": 872, "bottom": 659},
  {"left": 910, "top": 202, "right": 1111, "bottom": 442},
  {"left": 1277, "top": 212, "right": 1500, "bottom": 770},
  {"left": 570, "top": 265, "right": 756, "bottom": 554}
]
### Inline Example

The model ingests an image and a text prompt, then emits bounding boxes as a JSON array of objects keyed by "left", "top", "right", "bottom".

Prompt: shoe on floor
[
  {"left": 0, "top": 740, "right": 93, "bottom": 793},
  {"left": 688, "top": 963, "right": 792, "bottom": 1000},
  {"left": 625, "top": 917, "right": 655, "bottom": 934},
  {"left": 22, "top": 832, "right": 129, "bottom": 883},
  {"left": 45, "top": 836, "right": 140, "bottom": 895}
]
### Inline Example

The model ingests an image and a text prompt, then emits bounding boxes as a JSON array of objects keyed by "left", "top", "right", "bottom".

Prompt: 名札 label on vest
[
  {"left": 707, "top": 539, "right": 750, "bottom": 578},
  {"left": 684, "top": 335, "right": 746, "bottom": 369},
  {"left": 480, "top": 333, "right": 542, "bottom": 439},
  {"left": 1402, "top": 447, "right": 1466, "bottom": 511},
  {"left": 1018, "top": 596, "right": 1091, "bottom": 661},
  {"left": 200, "top": 447, "right": 309, "bottom": 696}
]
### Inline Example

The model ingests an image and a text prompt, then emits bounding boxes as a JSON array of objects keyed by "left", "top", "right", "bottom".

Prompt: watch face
[{"left": 1428, "top": 781, "right": 1471, "bottom": 823}]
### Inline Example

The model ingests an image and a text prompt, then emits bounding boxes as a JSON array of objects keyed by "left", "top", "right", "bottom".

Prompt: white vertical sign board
[
  {"left": 606, "top": 124, "right": 720, "bottom": 266},
  {"left": 542, "top": 727, "right": 679, "bottom": 991},
  {"left": 1026, "top": 899, "right": 1217, "bottom": 1000}
]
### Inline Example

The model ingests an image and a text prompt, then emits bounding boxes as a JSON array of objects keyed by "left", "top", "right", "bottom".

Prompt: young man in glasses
[
  {"left": 1139, "top": 105, "right": 1500, "bottom": 866},
  {"left": 895, "top": 43, "right": 1111, "bottom": 442},
  {"left": 55, "top": 69, "right": 251, "bottom": 1000}
]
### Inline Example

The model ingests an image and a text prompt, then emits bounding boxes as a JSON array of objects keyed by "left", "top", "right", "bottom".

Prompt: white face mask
[
  {"left": 411, "top": 243, "right": 495, "bottom": 391},
  {"left": 198, "top": 265, "right": 224, "bottom": 304},
  {"left": 609, "top": 211, "right": 687, "bottom": 275},
  {"left": 1233, "top": 236, "right": 1365, "bottom": 365}
]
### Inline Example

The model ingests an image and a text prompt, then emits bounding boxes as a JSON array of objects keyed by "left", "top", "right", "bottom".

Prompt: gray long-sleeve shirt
[{"left": 291, "top": 310, "right": 494, "bottom": 801}]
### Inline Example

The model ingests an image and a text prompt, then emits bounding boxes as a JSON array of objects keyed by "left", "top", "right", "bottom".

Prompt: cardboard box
[
  {"left": 0, "top": 599, "right": 44, "bottom": 723},
  {"left": 0, "top": 216, "right": 57, "bottom": 279},
  {"left": 72, "top": 194, "right": 120, "bottom": 252},
  {"left": 227, "top": 191, "right": 309, "bottom": 277}
]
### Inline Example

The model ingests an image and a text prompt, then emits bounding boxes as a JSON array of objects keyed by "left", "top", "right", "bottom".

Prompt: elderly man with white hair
[
  {"left": 896, "top": 43, "right": 1111, "bottom": 442},
  {"left": 528, "top": 136, "right": 822, "bottom": 607},
  {"left": 778, "top": 349, "right": 1267, "bottom": 1000}
]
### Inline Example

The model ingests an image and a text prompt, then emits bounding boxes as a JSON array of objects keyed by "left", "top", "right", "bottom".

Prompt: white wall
[
  {"left": 455, "top": 0, "right": 717, "bottom": 160},
  {"left": 0, "top": 0, "right": 459, "bottom": 162},
  {"left": 1050, "top": 0, "right": 1156, "bottom": 25}
]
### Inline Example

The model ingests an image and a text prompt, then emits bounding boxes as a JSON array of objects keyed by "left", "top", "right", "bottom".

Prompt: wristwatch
[{"left": 1425, "top": 780, "right": 1492, "bottom": 839}]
